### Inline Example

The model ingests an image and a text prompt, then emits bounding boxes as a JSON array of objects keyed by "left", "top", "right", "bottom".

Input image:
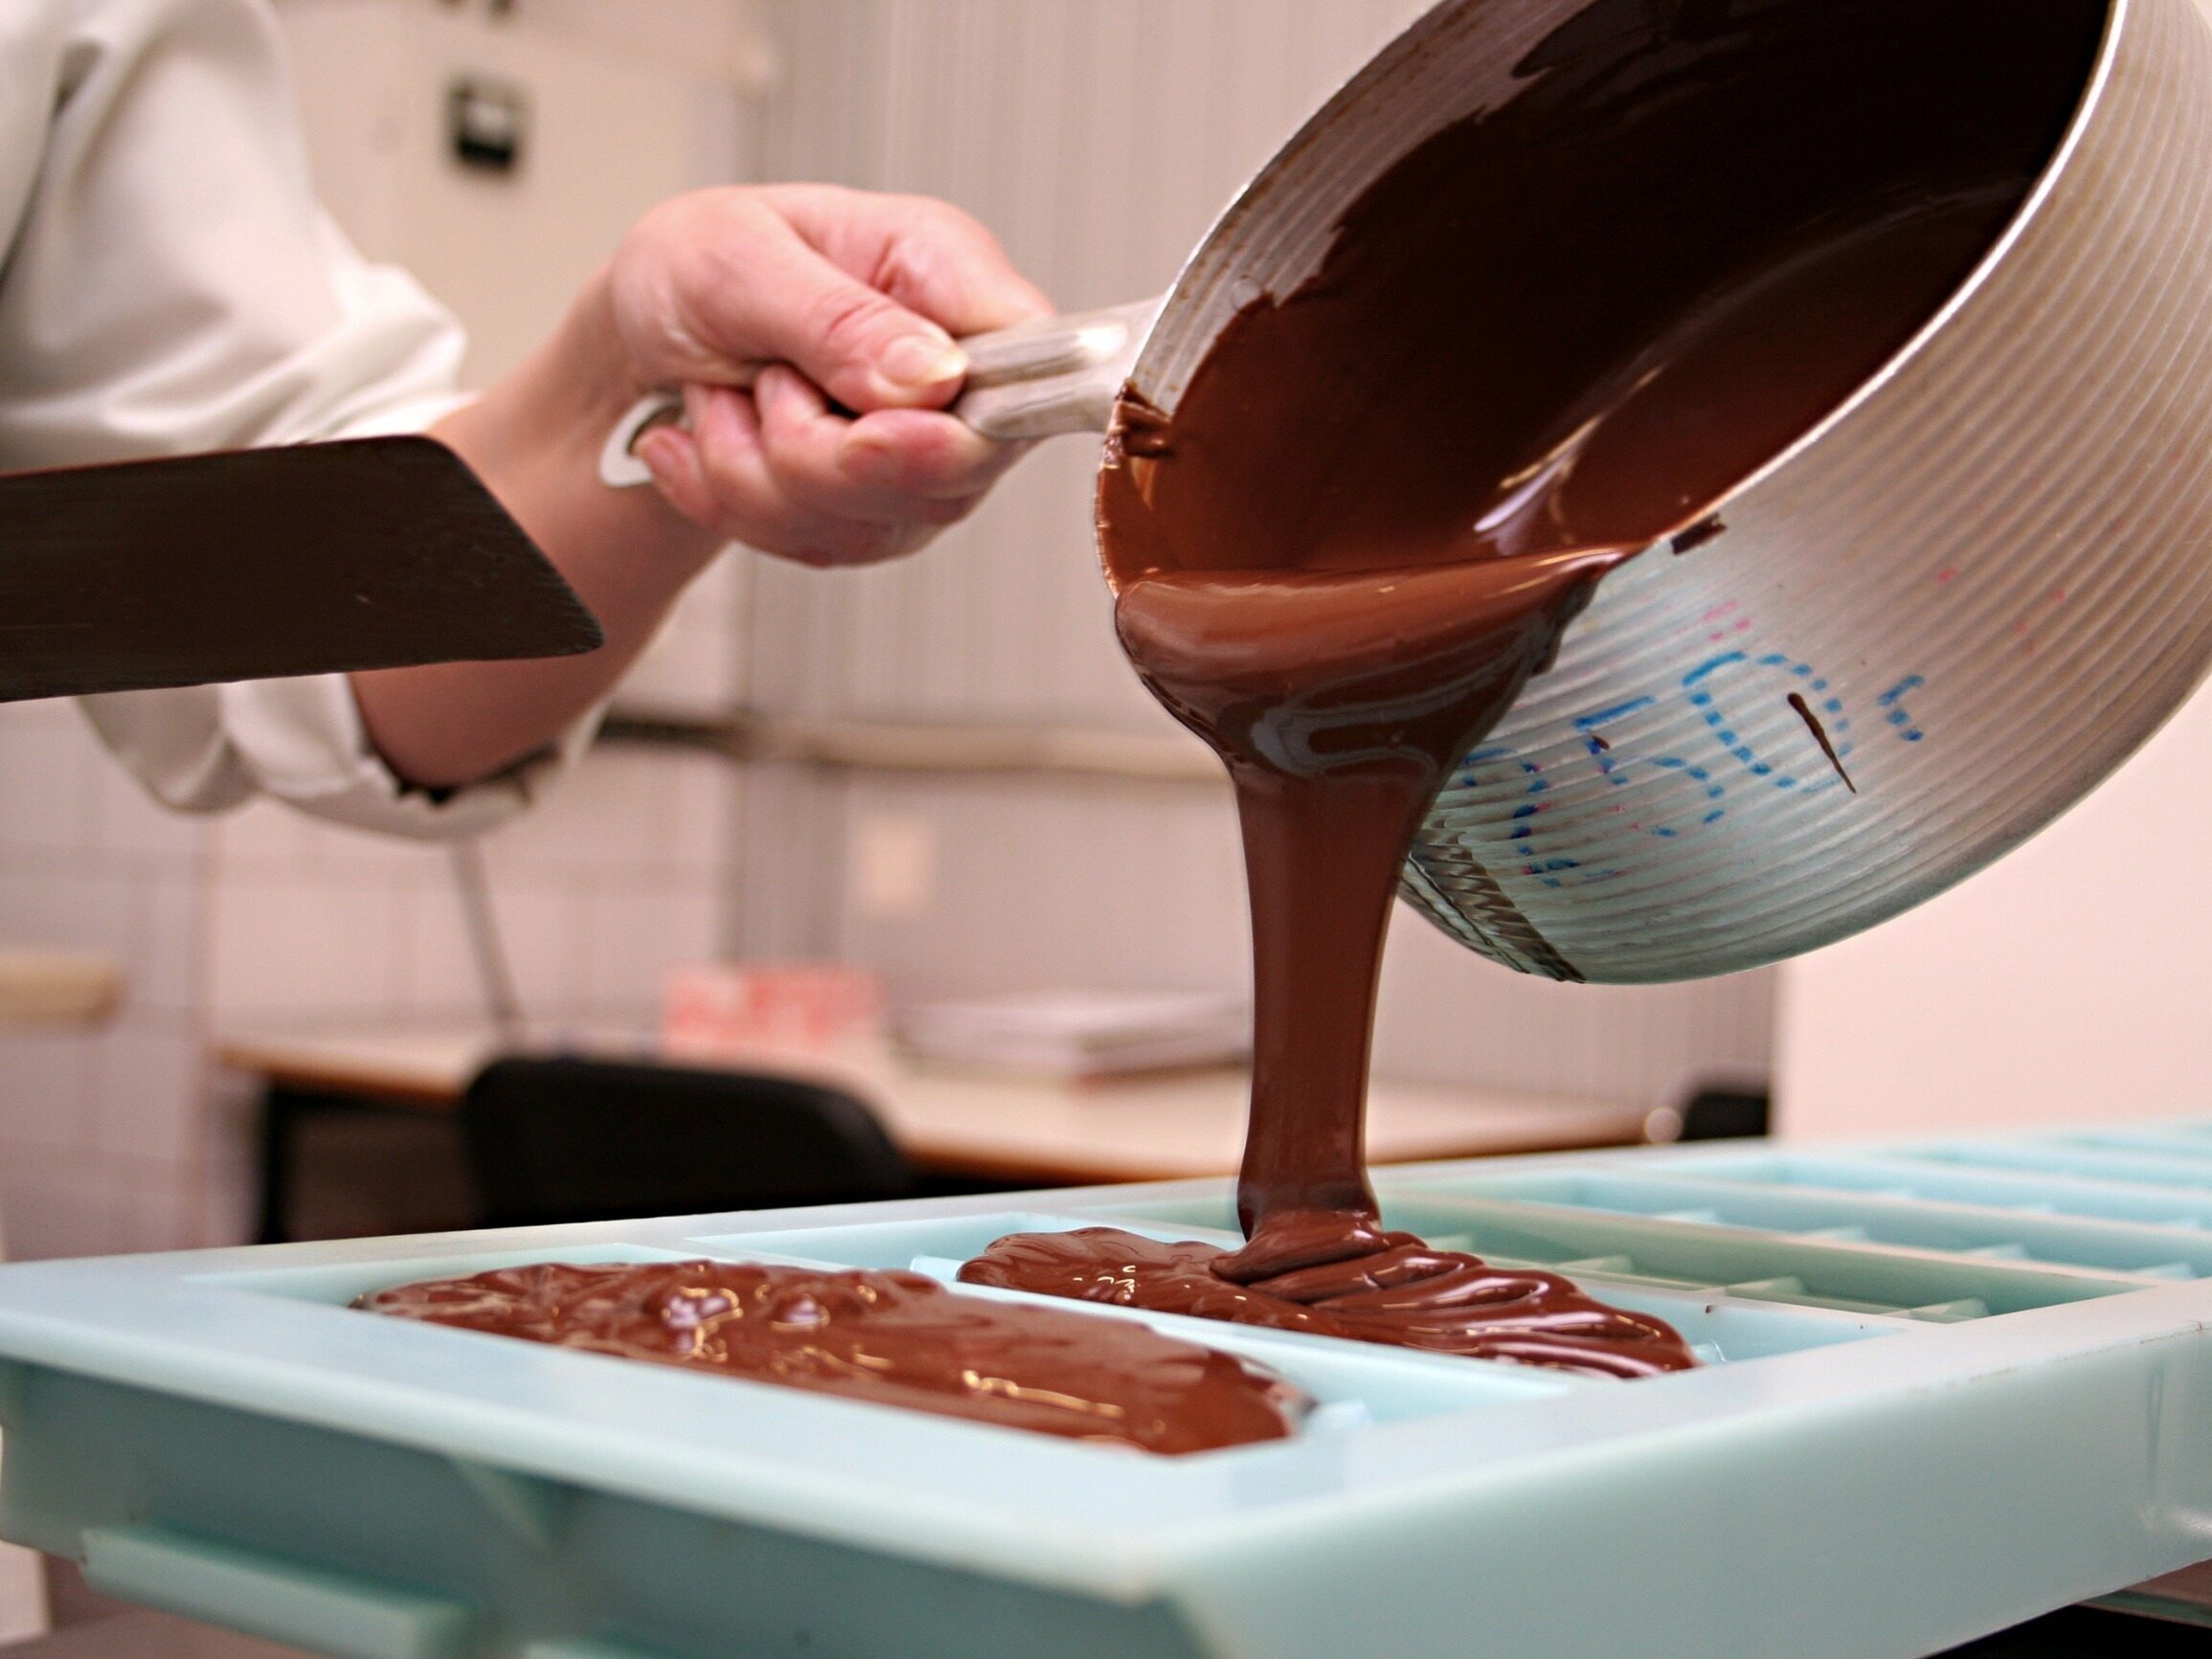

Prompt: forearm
[
  {"left": 349, "top": 272, "right": 722, "bottom": 790},
  {"left": 350, "top": 184, "right": 1051, "bottom": 790}
]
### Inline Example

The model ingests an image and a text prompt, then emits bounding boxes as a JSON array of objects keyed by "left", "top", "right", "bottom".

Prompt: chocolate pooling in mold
[
  {"left": 360, "top": 1260, "right": 1308, "bottom": 1454},
  {"left": 962, "top": 1225, "right": 1693, "bottom": 1379}
]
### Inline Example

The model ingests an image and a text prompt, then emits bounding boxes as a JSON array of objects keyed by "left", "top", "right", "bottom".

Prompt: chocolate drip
[
  {"left": 961, "top": 1226, "right": 1694, "bottom": 1379},
  {"left": 360, "top": 1260, "right": 1307, "bottom": 1454},
  {"left": 1788, "top": 691, "right": 1857, "bottom": 794}
]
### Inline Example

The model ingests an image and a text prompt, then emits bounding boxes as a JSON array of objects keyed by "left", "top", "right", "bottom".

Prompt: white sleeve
[{"left": 0, "top": 0, "right": 594, "bottom": 840}]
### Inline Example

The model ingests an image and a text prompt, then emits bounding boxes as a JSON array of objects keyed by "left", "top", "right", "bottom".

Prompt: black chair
[
  {"left": 459, "top": 1056, "right": 914, "bottom": 1228},
  {"left": 1676, "top": 1087, "right": 1772, "bottom": 1142},
  {"left": 1936, "top": 1603, "right": 2212, "bottom": 1657}
]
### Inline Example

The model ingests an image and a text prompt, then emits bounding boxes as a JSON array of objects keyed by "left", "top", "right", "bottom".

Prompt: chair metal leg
[{"left": 254, "top": 1085, "right": 302, "bottom": 1246}]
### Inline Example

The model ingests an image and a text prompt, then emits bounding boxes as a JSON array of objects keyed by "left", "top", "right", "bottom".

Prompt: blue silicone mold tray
[{"left": 6, "top": 1123, "right": 2212, "bottom": 1659}]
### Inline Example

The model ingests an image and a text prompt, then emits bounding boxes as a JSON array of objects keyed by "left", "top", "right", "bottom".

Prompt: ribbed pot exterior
[{"left": 1121, "top": 0, "right": 2212, "bottom": 983}]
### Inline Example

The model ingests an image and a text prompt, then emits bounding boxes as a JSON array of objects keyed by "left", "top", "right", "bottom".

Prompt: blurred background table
[{"left": 214, "top": 1022, "right": 1654, "bottom": 1242}]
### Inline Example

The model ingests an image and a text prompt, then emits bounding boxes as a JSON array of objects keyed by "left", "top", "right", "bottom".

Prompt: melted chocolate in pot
[
  {"left": 974, "top": 1, "right": 2103, "bottom": 1343},
  {"left": 360, "top": 1261, "right": 1307, "bottom": 1454}
]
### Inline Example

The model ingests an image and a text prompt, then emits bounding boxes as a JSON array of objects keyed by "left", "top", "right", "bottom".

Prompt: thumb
[{"left": 673, "top": 202, "right": 969, "bottom": 414}]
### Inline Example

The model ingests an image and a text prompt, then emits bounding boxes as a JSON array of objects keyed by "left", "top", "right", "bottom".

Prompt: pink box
[{"left": 661, "top": 962, "right": 883, "bottom": 1060}]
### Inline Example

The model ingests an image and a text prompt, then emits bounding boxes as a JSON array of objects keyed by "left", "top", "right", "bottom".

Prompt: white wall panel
[
  {"left": 280, "top": 0, "right": 760, "bottom": 386},
  {"left": 1775, "top": 676, "right": 2212, "bottom": 1142},
  {"left": 1375, "top": 921, "right": 1775, "bottom": 1105},
  {"left": 748, "top": 0, "right": 1429, "bottom": 733},
  {"left": 830, "top": 773, "right": 1250, "bottom": 1000}
]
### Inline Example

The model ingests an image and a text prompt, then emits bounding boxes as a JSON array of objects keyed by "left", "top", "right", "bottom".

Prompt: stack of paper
[{"left": 898, "top": 989, "right": 1250, "bottom": 1079}]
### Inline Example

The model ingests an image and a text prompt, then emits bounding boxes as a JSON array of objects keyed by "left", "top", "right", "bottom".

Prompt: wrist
[
  {"left": 439, "top": 270, "right": 722, "bottom": 576},
  {"left": 538, "top": 265, "right": 658, "bottom": 437}
]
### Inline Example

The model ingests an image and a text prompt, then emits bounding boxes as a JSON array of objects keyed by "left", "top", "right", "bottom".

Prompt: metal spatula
[{"left": 0, "top": 436, "right": 601, "bottom": 702}]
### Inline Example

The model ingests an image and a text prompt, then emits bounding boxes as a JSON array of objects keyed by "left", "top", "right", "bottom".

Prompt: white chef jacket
[{"left": 0, "top": 0, "right": 592, "bottom": 838}]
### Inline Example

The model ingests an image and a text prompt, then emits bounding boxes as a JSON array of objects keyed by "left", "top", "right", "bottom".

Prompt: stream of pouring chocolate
[
  {"left": 361, "top": 1261, "right": 1306, "bottom": 1453},
  {"left": 965, "top": 0, "right": 2102, "bottom": 1360}
]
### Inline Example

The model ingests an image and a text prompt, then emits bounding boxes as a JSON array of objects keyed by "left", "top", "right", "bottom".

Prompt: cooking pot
[{"left": 608, "top": 0, "right": 2212, "bottom": 985}]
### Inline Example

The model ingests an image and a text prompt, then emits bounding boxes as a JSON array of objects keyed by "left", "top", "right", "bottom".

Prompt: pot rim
[{"left": 1114, "top": 0, "right": 2131, "bottom": 562}]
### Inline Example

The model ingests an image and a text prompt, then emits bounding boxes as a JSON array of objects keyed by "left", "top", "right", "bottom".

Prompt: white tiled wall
[
  {"left": 203, "top": 556, "right": 748, "bottom": 1037},
  {"left": 0, "top": 570, "right": 743, "bottom": 1263},
  {"left": 205, "top": 574, "right": 742, "bottom": 1034},
  {"left": 825, "top": 773, "right": 1251, "bottom": 999},
  {"left": 202, "top": 752, "right": 735, "bottom": 1029},
  {"left": 0, "top": 6, "right": 762, "bottom": 1260}
]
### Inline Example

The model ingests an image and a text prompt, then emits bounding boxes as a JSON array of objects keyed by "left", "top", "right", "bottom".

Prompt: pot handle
[{"left": 597, "top": 296, "right": 1163, "bottom": 488}]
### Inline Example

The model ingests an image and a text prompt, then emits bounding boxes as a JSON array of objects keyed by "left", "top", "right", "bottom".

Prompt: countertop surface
[{"left": 216, "top": 1022, "right": 1654, "bottom": 1183}]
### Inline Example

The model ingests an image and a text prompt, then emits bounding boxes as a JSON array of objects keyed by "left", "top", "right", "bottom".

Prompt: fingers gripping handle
[
  {"left": 598, "top": 394, "right": 688, "bottom": 488},
  {"left": 597, "top": 297, "right": 1163, "bottom": 489},
  {"left": 952, "top": 297, "right": 1163, "bottom": 440}
]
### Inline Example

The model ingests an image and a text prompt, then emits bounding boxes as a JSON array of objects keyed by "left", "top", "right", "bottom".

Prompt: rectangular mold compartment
[
  {"left": 2022, "top": 1126, "right": 2212, "bottom": 1163},
  {"left": 1, "top": 1359, "right": 1219, "bottom": 1659},
  {"left": 11, "top": 1135, "right": 2212, "bottom": 1659},
  {"left": 209, "top": 1224, "right": 1573, "bottom": 1440},
  {"left": 1352, "top": 1166, "right": 2212, "bottom": 1284},
  {"left": 1101, "top": 1177, "right": 2133, "bottom": 1323},
  {"left": 1880, "top": 1137, "right": 2212, "bottom": 1192},
  {"left": 703, "top": 1208, "right": 1912, "bottom": 1370},
  {"left": 1635, "top": 1147, "right": 2212, "bottom": 1231},
  {"left": 0, "top": 1226, "right": 1608, "bottom": 1659},
  {"left": 409, "top": 1223, "right": 1599, "bottom": 1435},
  {"left": 699, "top": 1210, "right": 1589, "bottom": 1421},
  {"left": 193, "top": 1242, "right": 713, "bottom": 1308},
  {"left": 1370, "top": 1189, "right": 2140, "bottom": 1320}
]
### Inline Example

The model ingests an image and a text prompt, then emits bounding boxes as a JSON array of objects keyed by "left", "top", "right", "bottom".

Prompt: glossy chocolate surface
[
  {"left": 962, "top": 1225, "right": 1694, "bottom": 1379},
  {"left": 360, "top": 1260, "right": 1308, "bottom": 1454}
]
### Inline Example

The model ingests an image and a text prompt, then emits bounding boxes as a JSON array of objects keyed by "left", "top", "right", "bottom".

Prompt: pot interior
[{"left": 1109, "top": 0, "right": 2111, "bottom": 590}]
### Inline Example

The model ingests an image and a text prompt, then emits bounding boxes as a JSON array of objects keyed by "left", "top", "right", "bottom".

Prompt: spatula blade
[{"left": 0, "top": 436, "right": 603, "bottom": 702}]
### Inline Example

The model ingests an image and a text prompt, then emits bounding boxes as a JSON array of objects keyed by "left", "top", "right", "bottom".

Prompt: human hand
[{"left": 605, "top": 184, "right": 1052, "bottom": 567}]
